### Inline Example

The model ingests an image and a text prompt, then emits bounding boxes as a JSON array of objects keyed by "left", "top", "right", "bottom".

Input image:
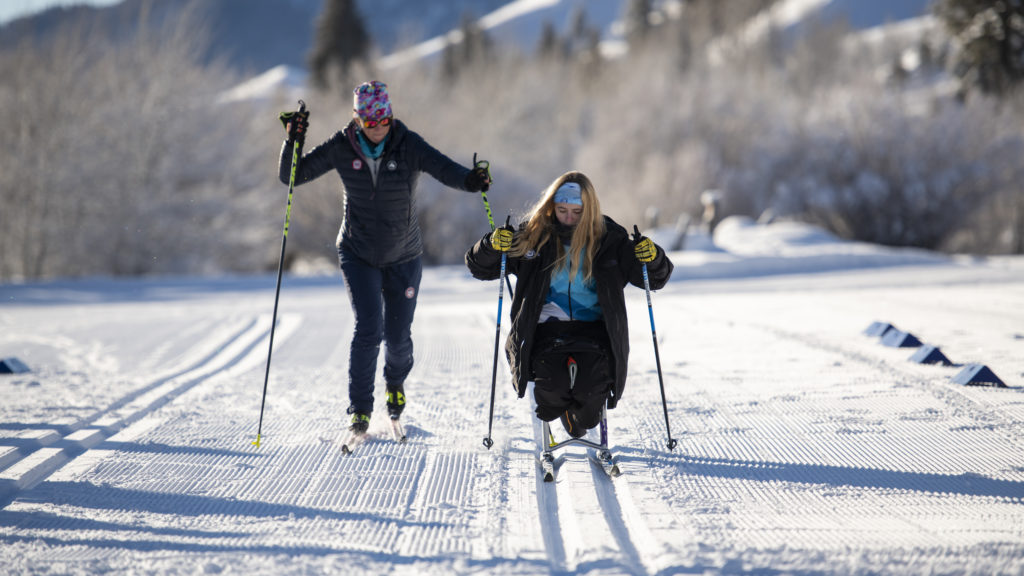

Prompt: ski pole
[
  {"left": 483, "top": 215, "right": 511, "bottom": 449},
  {"left": 634, "top": 225, "right": 677, "bottom": 451},
  {"left": 473, "top": 153, "right": 513, "bottom": 295},
  {"left": 253, "top": 99, "right": 306, "bottom": 448},
  {"left": 474, "top": 153, "right": 495, "bottom": 229}
]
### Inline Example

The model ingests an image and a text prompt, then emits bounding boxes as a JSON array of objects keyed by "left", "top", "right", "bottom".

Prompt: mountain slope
[{"left": 0, "top": 0, "right": 513, "bottom": 73}]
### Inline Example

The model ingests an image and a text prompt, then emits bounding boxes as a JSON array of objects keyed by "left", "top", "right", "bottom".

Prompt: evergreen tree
[
  {"left": 308, "top": 0, "right": 371, "bottom": 90},
  {"left": 441, "top": 12, "right": 491, "bottom": 80},
  {"left": 933, "top": 0, "right": 1024, "bottom": 97},
  {"left": 568, "top": 4, "right": 593, "bottom": 54},
  {"left": 537, "top": 20, "right": 561, "bottom": 59},
  {"left": 624, "top": 0, "right": 653, "bottom": 50}
]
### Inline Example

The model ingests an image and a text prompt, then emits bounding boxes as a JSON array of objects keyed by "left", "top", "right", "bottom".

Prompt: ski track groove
[
  {"left": 0, "top": 313, "right": 301, "bottom": 509},
  {"left": 531, "top": 414, "right": 568, "bottom": 573},
  {"left": 521, "top": 384, "right": 670, "bottom": 576}
]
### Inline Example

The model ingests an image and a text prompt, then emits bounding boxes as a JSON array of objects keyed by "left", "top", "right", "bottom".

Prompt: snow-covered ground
[{"left": 1, "top": 219, "right": 1023, "bottom": 575}]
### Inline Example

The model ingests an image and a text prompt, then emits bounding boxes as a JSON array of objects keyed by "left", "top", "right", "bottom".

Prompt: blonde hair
[{"left": 511, "top": 171, "right": 605, "bottom": 281}]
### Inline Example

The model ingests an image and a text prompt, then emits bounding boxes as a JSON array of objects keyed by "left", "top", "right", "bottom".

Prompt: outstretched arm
[{"left": 409, "top": 131, "right": 473, "bottom": 191}]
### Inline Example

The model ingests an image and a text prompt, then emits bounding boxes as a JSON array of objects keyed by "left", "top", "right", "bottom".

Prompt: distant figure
[
  {"left": 278, "top": 81, "right": 492, "bottom": 434},
  {"left": 701, "top": 189, "right": 722, "bottom": 234},
  {"left": 465, "top": 171, "right": 673, "bottom": 438}
]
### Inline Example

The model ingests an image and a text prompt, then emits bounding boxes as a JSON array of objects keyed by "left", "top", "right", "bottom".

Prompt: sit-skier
[{"left": 465, "top": 171, "right": 673, "bottom": 438}]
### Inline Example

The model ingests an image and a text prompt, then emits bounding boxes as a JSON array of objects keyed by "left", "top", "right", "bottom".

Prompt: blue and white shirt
[{"left": 539, "top": 248, "right": 603, "bottom": 322}]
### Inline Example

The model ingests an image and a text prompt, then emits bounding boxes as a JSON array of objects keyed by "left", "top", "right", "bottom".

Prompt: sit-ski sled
[{"left": 539, "top": 403, "right": 620, "bottom": 482}]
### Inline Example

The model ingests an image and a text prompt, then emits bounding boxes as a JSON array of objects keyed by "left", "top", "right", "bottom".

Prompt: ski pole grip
[
  {"left": 633, "top": 224, "right": 641, "bottom": 241},
  {"left": 297, "top": 99, "right": 306, "bottom": 113}
]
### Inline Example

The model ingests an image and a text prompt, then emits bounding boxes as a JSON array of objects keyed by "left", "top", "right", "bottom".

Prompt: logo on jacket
[
  {"left": 405, "top": 287, "right": 416, "bottom": 299},
  {"left": 525, "top": 250, "right": 537, "bottom": 259},
  {"left": 387, "top": 160, "right": 398, "bottom": 171},
  {"left": 352, "top": 159, "right": 363, "bottom": 170}
]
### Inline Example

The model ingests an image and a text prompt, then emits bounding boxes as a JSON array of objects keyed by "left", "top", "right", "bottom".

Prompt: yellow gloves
[
  {"left": 490, "top": 227, "right": 514, "bottom": 252},
  {"left": 634, "top": 237, "right": 657, "bottom": 263}
]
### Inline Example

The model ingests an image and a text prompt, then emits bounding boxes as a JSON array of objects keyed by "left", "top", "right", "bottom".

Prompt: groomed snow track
[{"left": 1, "top": 266, "right": 1023, "bottom": 575}]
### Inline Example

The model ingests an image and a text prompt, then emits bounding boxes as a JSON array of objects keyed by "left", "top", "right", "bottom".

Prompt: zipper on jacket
[{"left": 568, "top": 278, "right": 573, "bottom": 320}]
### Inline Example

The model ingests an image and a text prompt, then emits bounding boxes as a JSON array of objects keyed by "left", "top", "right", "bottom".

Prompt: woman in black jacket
[
  {"left": 465, "top": 171, "right": 673, "bottom": 438},
  {"left": 279, "top": 81, "right": 491, "bottom": 434}
]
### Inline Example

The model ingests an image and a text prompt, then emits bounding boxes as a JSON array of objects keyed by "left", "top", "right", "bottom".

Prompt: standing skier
[
  {"left": 465, "top": 171, "right": 673, "bottom": 437},
  {"left": 279, "top": 81, "right": 492, "bottom": 433}
]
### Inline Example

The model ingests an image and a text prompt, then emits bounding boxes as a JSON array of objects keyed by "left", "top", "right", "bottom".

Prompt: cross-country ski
[
  {"left": 340, "top": 431, "right": 369, "bottom": 455},
  {"left": 390, "top": 418, "right": 407, "bottom": 443},
  {"left": 592, "top": 449, "right": 621, "bottom": 478}
]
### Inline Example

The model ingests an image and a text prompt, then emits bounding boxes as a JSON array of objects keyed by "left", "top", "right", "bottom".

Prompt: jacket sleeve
[
  {"left": 465, "top": 232, "right": 503, "bottom": 280},
  {"left": 409, "top": 132, "right": 473, "bottom": 191},
  {"left": 277, "top": 133, "right": 341, "bottom": 186}
]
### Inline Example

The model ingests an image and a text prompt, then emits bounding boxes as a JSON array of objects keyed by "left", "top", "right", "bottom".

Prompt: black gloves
[
  {"left": 279, "top": 109, "right": 309, "bottom": 144},
  {"left": 464, "top": 166, "right": 491, "bottom": 192},
  {"left": 465, "top": 153, "right": 492, "bottom": 192}
]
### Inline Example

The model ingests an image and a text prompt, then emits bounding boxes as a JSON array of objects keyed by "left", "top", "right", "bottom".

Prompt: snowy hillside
[
  {"left": 378, "top": 0, "right": 933, "bottom": 69},
  {"left": 2, "top": 221, "right": 1022, "bottom": 575}
]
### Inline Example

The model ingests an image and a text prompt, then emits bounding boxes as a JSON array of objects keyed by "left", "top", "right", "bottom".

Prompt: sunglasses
[{"left": 361, "top": 116, "right": 392, "bottom": 129}]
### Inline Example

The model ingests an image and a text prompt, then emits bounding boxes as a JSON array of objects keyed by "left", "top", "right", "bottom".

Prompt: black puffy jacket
[
  {"left": 465, "top": 216, "right": 673, "bottom": 408},
  {"left": 279, "top": 119, "right": 474, "bottom": 267}
]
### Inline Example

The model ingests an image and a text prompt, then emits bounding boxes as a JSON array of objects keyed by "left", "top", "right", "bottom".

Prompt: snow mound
[{"left": 668, "top": 216, "right": 949, "bottom": 281}]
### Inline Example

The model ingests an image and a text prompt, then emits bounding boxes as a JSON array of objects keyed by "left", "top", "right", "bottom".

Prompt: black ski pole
[
  {"left": 634, "top": 225, "right": 677, "bottom": 451},
  {"left": 253, "top": 99, "right": 306, "bottom": 448},
  {"left": 483, "top": 216, "right": 511, "bottom": 449}
]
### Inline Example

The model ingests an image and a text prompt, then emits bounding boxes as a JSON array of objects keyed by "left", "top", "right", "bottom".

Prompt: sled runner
[{"left": 538, "top": 403, "right": 620, "bottom": 482}]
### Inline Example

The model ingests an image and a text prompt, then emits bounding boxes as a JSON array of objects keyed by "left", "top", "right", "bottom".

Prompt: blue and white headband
[{"left": 553, "top": 182, "right": 583, "bottom": 205}]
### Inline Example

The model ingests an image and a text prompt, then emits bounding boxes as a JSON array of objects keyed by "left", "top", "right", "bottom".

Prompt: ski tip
[
  {"left": 543, "top": 471, "right": 555, "bottom": 483},
  {"left": 390, "top": 420, "right": 407, "bottom": 443},
  {"left": 610, "top": 465, "right": 622, "bottom": 477}
]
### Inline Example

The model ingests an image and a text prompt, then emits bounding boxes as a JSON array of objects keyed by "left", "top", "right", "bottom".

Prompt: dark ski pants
[
  {"left": 339, "top": 249, "right": 422, "bottom": 415},
  {"left": 530, "top": 320, "right": 614, "bottom": 430}
]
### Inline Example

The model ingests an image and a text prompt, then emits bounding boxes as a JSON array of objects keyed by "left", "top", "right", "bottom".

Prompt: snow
[
  {"left": 216, "top": 64, "right": 308, "bottom": 104},
  {"left": 2, "top": 219, "right": 1023, "bottom": 575},
  {"left": 379, "top": 0, "right": 625, "bottom": 70}
]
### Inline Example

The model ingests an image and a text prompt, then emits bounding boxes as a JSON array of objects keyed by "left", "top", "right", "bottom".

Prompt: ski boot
[
  {"left": 349, "top": 412, "right": 370, "bottom": 434},
  {"left": 560, "top": 409, "right": 586, "bottom": 439},
  {"left": 386, "top": 384, "right": 406, "bottom": 420}
]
